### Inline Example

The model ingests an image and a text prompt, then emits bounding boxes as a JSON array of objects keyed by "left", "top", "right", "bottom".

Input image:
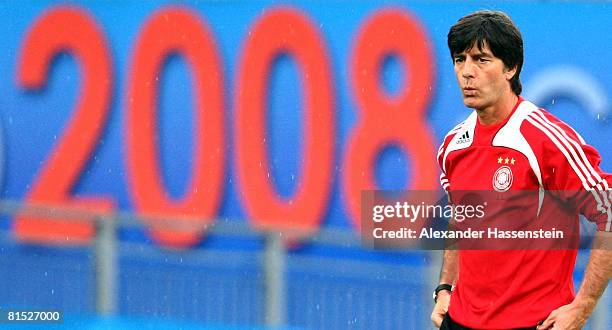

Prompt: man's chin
[{"left": 462, "top": 98, "right": 479, "bottom": 109}]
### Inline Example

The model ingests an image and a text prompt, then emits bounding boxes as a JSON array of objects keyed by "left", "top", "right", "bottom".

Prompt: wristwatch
[{"left": 433, "top": 284, "right": 453, "bottom": 303}]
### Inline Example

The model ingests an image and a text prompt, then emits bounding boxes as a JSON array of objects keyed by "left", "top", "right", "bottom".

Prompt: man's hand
[
  {"left": 536, "top": 300, "right": 592, "bottom": 330},
  {"left": 431, "top": 290, "right": 451, "bottom": 328},
  {"left": 538, "top": 233, "right": 612, "bottom": 329}
]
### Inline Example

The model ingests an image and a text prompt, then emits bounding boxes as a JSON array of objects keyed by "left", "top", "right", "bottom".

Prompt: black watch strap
[{"left": 433, "top": 284, "right": 453, "bottom": 303}]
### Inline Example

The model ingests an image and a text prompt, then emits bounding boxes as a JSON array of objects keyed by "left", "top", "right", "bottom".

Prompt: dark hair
[{"left": 448, "top": 10, "right": 523, "bottom": 95}]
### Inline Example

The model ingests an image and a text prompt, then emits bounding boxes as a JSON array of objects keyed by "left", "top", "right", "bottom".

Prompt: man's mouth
[{"left": 463, "top": 87, "right": 477, "bottom": 96}]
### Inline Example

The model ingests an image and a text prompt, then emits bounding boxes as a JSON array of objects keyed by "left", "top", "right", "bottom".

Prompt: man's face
[{"left": 453, "top": 42, "right": 516, "bottom": 111}]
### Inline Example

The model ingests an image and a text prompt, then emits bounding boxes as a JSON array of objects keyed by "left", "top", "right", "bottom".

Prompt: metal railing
[{"left": 0, "top": 199, "right": 609, "bottom": 329}]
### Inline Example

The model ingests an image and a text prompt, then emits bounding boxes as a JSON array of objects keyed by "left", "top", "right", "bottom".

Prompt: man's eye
[
  {"left": 454, "top": 58, "right": 464, "bottom": 63},
  {"left": 478, "top": 58, "right": 489, "bottom": 63}
]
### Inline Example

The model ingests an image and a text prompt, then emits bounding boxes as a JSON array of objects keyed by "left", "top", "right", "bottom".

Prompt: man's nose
[{"left": 462, "top": 60, "right": 476, "bottom": 79}]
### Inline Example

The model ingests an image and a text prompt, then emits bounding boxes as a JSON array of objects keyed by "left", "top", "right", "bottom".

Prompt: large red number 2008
[{"left": 15, "top": 6, "right": 436, "bottom": 246}]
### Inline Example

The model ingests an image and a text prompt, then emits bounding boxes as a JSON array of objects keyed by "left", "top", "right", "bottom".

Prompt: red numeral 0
[
  {"left": 236, "top": 8, "right": 334, "bottom": 234},
  {"left": 126, "top": 7, "right": 224, "bottom": 247}
]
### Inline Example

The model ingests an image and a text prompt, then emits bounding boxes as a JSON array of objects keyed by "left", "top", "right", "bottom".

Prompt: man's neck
[{"left": 476, "top": 93, "right": 519, "bottom": 126}]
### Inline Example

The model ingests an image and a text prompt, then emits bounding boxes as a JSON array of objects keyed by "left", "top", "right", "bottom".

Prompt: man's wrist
[
  {"left": 433, "top": 284, "right": 453, "bottom": 303},
  {"left": 572, "top": 295, "right": 597, "bottom": 314}
]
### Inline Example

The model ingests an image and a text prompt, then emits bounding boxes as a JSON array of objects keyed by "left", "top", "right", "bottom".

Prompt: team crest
[{"left": 492, "top": 166, "right": 513, "bottom": 192}]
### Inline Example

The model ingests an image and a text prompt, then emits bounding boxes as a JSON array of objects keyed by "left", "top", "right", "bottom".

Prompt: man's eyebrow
[
  {"left": 472, "top": 51, "right": 493, "bottom": 58},
  {"left": 454, "top": 50, "right": 493, "bottom": 58}
]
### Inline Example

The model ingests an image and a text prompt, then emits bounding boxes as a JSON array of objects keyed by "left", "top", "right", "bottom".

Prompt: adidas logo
[{"left": 457, "top": 131, "right": 471, "bottom": 144}]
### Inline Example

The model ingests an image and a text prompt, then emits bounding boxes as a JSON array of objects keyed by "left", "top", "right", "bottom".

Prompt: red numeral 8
[{"left": 343, "top": 9, "right": 438, "bottom": 229}]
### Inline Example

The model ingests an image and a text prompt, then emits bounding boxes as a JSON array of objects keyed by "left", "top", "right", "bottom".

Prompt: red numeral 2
[{"left": 15, "top": 6, "right": 114, "bottom": 243}]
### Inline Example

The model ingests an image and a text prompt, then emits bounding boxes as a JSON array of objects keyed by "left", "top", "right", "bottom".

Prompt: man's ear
[{"left": 505, "top": 65, "right": 517, "bottom": 81}]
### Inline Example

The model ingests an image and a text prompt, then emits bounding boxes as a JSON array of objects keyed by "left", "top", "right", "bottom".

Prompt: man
[{"left": 431, "top": 10, "right": 612, "bottom": 329}]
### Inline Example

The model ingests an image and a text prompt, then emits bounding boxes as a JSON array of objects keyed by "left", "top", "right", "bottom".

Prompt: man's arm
[
  {"left": 431, "top": 249, "right": 459, "bottom": 328},
  {"left": 538, "top": 231, "right": 612, "bottom": 330},
  {"left": 529, "top": 112, "right": 612, "bottom": 329},
  {"left": 439, "top": 249, "right": 459, "bottom": 284}
]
